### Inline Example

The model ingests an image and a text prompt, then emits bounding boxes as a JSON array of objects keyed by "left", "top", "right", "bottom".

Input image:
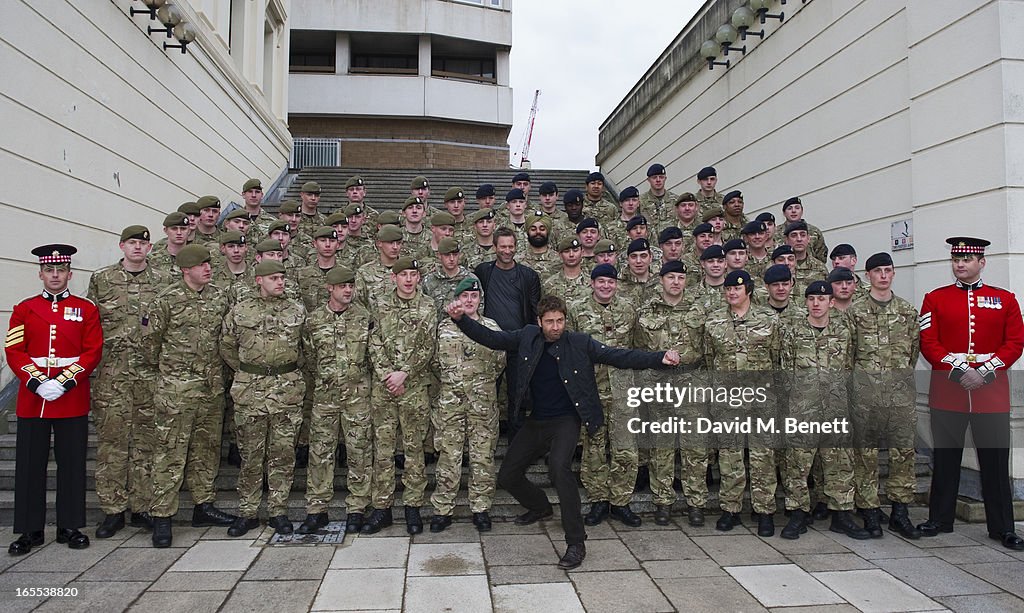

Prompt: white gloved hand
[{"left": 36, "top": 380, "right": 66, "bottom": 402}]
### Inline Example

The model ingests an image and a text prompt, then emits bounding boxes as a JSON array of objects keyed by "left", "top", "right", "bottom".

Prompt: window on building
[
  {"left": 351, "top": 54, "right": 418, "bottom": 73},
  {"left": 290, "top": 30, "right": 337, "bottom": 73},
  {"left": 432, "top": 56, "right": 496, "bottom": 82},
  {"left": 349, "top": 33, "right": 420, "bottom": 75},
  {"left": 453, "top": 0, "right": 503, "bottom": 7}
]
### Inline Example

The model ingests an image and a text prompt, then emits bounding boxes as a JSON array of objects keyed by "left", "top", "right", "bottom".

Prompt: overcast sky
[{"left": 507, "top": 0, "right": 705, "bottom": 171}]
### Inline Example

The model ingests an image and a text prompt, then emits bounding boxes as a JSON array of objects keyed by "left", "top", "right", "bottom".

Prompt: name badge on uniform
[
  {"left": 63, "top": 306, "right": 83, "bottom": 321},
  {"left": 977, "top": 296, "right": 1002, "bottom": 309}
]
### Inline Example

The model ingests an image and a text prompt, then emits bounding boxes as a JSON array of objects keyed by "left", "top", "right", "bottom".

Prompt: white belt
[
  {"left": 950, "top": 353, "right": 993, "bottom": 363},
  {"left": 31, "top": 356, "right": 79, "bottom": 368}
]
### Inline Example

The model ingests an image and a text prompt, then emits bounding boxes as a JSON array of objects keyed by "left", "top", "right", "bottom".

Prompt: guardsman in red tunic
[
  {"left": 4, "top": 244, "right": 103, "bottom": 555},
  {"left": 917, "top": 237, "right": 1024, "bottom": 550}
]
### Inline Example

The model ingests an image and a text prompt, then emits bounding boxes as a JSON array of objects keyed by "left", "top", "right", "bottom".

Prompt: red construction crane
[{"left": 517, "top": 89, "right": 540, "bottom": 169}]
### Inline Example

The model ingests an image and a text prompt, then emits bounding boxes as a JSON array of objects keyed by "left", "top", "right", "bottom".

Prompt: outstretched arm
[
  {"left": 588, "top": 336, "right": 675, "bottom": 369},
  {"left": 447, "top": 301, "right": 522, "bottom": 352}
]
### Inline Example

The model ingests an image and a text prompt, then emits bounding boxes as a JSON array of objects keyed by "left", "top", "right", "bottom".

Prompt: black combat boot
[
  {"left": 130, "top": 511, "right": 154, "bottom": 531},
  {"left": 811, "top": 501, "right": 830, "bottom": 521},
  {"left": 360, "top": 508, "right": 394, "bottom": 534},
  {"left": 610, "top": 504, "right": 642, "bottom": 527},
  {"left": 757, "top": 513, "right": 775, "bottom": 537},
  {"left": 716, "top": 511, "right": 741, "bottom": 531},
  {"left": 472, "top": 512, "right": 492, "bottom": 532},
  {"left": 345, "top": 512, "right": 365, "bottom": 533},
  {"left": 192, "top": 503, "right": 237, "bottom": 527},
  {"left": 687, "top": 506, "right": 705, "bottom": 527},
  {"left": 268, "top": 515, "right": 293, "bottom": 535},
  {"left": 429, "top": 515, "right": 452, "bottom": 533},
  {"left": 297, "top": 513, "right": 329, "bottom": 534},
  {"left": 96, "top": 512, "right": 125, "bottom": 539},
  {"left": 405, "top": 506, "right": 423, "bottom": 535},
  {"left": 830, "top": 511, "right": 872, "bottom": 540},
  {"left": 653, "top": 505, "right": 672, "bottom": 526},
  {"left": 888, "top": 503, "right": 922, "bottom": 539},
  {"left": 780, "top": 510, "right": 808, "bottom": 540},
  {"left": 152, "top": 517, "right": 173, "bottom": 548},
  {"left": 584, "top": 501, "right": 610, "bottom": 526},
  {"left": 861, "top": 508, "right": 883, "bottom": 538}
]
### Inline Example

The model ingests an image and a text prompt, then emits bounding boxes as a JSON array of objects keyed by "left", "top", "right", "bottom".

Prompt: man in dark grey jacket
[{"left": 446, "top": 294, "right": 679, "bottom": 569}]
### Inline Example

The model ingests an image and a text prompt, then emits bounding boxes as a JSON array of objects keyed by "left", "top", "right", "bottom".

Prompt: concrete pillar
[
  {"left": 335, "top": 32, "right": 350, "bottom": 75},
  {"left": 418, "top": 34, "right": 431, "bottom": 77},
  {"left": 496, "top": 48, "right": 510, "bottom": 86}
]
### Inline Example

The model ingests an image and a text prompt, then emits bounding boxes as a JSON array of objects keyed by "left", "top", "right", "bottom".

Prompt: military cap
[
  {"left": 722, "top": 190, "right": 742, "bottom": 205},
  {"left": 700, "top": 245, "right": 726, "bottom": 261},
  {"left": 219, "top": 231, "right": 246, "bottom": 246},
  {"left": 325, "top": 212, "right": 348, "bottom": 226},
  {"left": 377, "top": 211, "right": 401, "bottom": 225},
  {"left": 444, "top": 187, "right": 465, "bottom": 202},
  {"left": 864, "top": 252, "right": 893, "bottom": 271},
  {"left": 771, "top": 244, "right": 795, "bottom": 259},
  {"left": 763, "top": 264, "right": 793, "bottom": 284},
  {"left": 783, "top": 219, "right": 809, "bottom": 235},
  {"left": 403, "top": 196, "right": 425, "bottom": 210},
  {"left": 437, "top": 237, "right": 461, "bottom": 254},
  {"left": 278, "top": 200, "right": 300, "bottom": 214},
  {"left": 255, "top": 238, "right": 284, "bottom": 253},
  {"left": 618, "top": 186, "right": 640, "bottom": 201},
  {"left": 469, "top": 209, "right": 496, "bottom": 224},
  {"left": 177, "top": 201, "right": 201, "bottom": 216},
  {"left": 343, "top": 203, "right": 364, "bottom": 217},
  {"left": 625, "top": 215, "right": 648, "bottom": 232},
  {"left": 590, "top": 263, "right": 618, "bottom": 280},
  {"left": 658, "top": 226, "right": 683, "bottom": 244},
  {"left": 300, "top": 181, "right": 321, "bottom": 194},
  {"left": 755, "top": 211, "right": 776, "bottom": 224},
  {"left": 805, "top": 280, "right": 833, "bottom": 297},
  {"left": 512, "top": 172, "right": 531, "bottom": 183},
  {"left": 326, "top": 265, "right": 356, "bottom": 285},
  {"left": 742, "top": 220, "right": 767, "bottom": 235},
  {"left": 539, "top": 181, "right": 558, "bottom": 195},
  {"left": 783, "top": 196, "right": 802, "bottom": 211},
  {"left": 647, "top": 163, "right": 666, "bottom": 177},
  {"left": 526, "top": 211, "right": 551, "bottom": 231},
  {"left": 675, "top": 192, "right": 698, "bottom": 205},
  {"left": 196, "top": 195, "right": 221, "bottom": 209},
  {"left": 563, "top": 189, "right": 585, "bottom": 205},
  {"left": 32, "top": 244, "right": 76, "bottom": 265},
  {"left": 829, "top": 243, "right": 857, "bottom": 259},
  {"left": 391, "top": 257, "right": 421, "bottom": 273},
  {"left": 593, "top": 239, "right": 616, "bottom": 255},
  {"left": 344, "top": 175, "right": 364, "bottom": 189},
  {"left": 660, "top": 260, "right": 686, "bottom": 276},
  {"left": 410, "top": 176, "right": 429, "bottom": 190},
  {"left": 586, "top": 171, "right": 605, "bottom": 184},
  {"left": 312, "top": 226, "right": 338, "bottom": 240},
  {"left": 175, "top": 244, "right": 211, "bottom": 268},
  {"left": 254, "top": 260, "right": 286, "bottom": 277},
  {"left": 724, "top": 269, "right": 753, "bottom": 288},
  {"left": 692, "top": 222, "right": 714, "bottom": 236},
  {"left": 268, "top": 220, "right": 291, "bottom": 235},
  {"left": 557, "top": 237, "right": 582, "bottom": 252},
  {"left": 826, "top": 267, "right": 855, "bottom": 283},
  {"left": 163, "top": 211, "right": 189, "bottom": 227},
  {"left": 701, "top": 206, "right": 725, "bottom": 222},
  {"left": 376, "top": 224, "right": 404, "bottom": 242},
  {"left": 120, "top": 225, "right": 151, "bottom": 242},
  {"left": 453, "top": 277, "right": 482, "bottom": 296},
  {"left": 627, "top": 238, "right": 651, "bottom": 255},
  {"left": 697, "top": 166, "right": 717, "bottom": 180},
  {"left": 242, "top": 178, "right": 262, "bottom": 192},
  {"left": 947, "top": 236, "right": 990, "bottom": 256},
  {"left": 576, "top": 218, "right": 599, "bottom": 233},
  {"left": 723, "top": 238, "right": 747, "bottom": 253},
  {"left": 224, "top": 208, "right": 250, "bottom": 222},
  {"left": 506, "top": 188, "right": 526, "bottom": 202},
  {"left": 431, "top": 211, "right": 456, "bottom": 227},
  {"left": 475, "top": 184, "right": 495, "bottom": 199}
]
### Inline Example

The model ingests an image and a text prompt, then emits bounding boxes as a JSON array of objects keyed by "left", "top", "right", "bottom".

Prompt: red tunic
[
  {"left": 4, "top": 291, "right": 103, "bottom": 419},
  {"left": 919, "top": 281, "right": 1024, "bottom": 413}
]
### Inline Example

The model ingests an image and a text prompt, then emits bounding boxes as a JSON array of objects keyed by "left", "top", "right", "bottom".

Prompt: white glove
[{"left": 36, "top": 380, "right": 66, "bottom": 402}]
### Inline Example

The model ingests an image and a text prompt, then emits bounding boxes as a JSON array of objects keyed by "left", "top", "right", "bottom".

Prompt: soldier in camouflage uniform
[
  {"left": 743, "top": 220, "right": 773, "bottom": 281},
  {"left": 581, "top": 172, "right": 619, "bottom": 226},
  {"left": 576, "top": 218, "right": 602, "bottom": 263},
  {"left": 682, "top": 223, "right": 716, "bottom": 288},
  {"left": 326, "top": 211, "right": 364, "bottom": 269},
  {"left": 222, "top": 208, "right": 252, "bottom": 240},
  {"left": 830, "top": 244, "right": 872, "bottom": 296},
  {"left": 240, "top": 178, "right": 276, "bottom": 243},
  {"left": 519, "top": 212, "right": 560, "bottom": 279},
  {"left": 297, "top": 265, "right": 373, "bottom": 534},
  {"left": 569, "top": 264, "right": 643, "bottom": 527},
  {"left": 355, "top": 224, "right": 404, "bottom": 309},
  {"left": 495, "top": 189, "right": 530, "bottom": 252},
  {"left": 695, "top": 166, "right": 723, "bottom": 216},
  {"left": 658, "top": 227, "right": 686, "bottom": 264},
  {"left": 263, "top": 221, "right": 304, "bottom": 273},
  {"left": 720, "top": 190, "right": 748, "bottom": 243},
  {"left": 149, "top": 212, "right": 191, "bottom": 277},
  {"left": 723, "top": 238, "right": 748, "bottom": 274},
  {"left": 847, "top": 252, "right": 922, "bottom": 539},
  {"left": 415, "top": 211, "right": 457, "bottom": 266},
  {"left": 441, "top": 187, "right": 472, "bottom": 246},
  {"left": 221, "top": 260, "right": 308, "bottom": 537},
  {"left": 536, "top": 181, "right": 568, "bottom": 244},
  {"left": 668, "top": 193, "right": 701, "bottom": 248},
  {"left": 552, "top": 189, "right": 587, "bottom": 242},
  {"left": 690, "top": 245, "right": 728, "bottom": 315},
  {"left": 620, "top": 238, "right": 660, "bottom": 307},
  {"left": 778, "top": 281, "right": 871, "bottom": 540},
  {"left": 212, "top": 231, "right": 251, "bottom": 288},
  {"left": 193, "top": 196, "right": 223, "bottom": 247},
  {"left": 297, "top": 181, "right": 327, "bottom": 240},
  {"left": 542, "top": 237, "right": 590, "bottom": 306},
  {"left": 145, "top": 245, "right": 237, "bottom": 548},
  {"left": 363, "top": 257, "right": 438, "bottom": 535},
  {"left": 344, "top": 203, "right": 374, "bottom": 256},
  {"left": 777, "top": 197, "right": 828, "bottom": 262},
  {"left": 639, "top": 164, "right": 677, "bottom": 235},
  {"left": 785, "top": 220, "right": 829, "bottom": 292},
  {"left": 343, "top": 175, "right": 381, "bottom": 236},
  {"left": 604, "top": 187, "right": 642, "bottom": 250},
  {"left": 429, "top": 279, "right": 505, "bottom": 532},
  {"left": 422, "top": 238, "right": 479, "bottom": 314},
  {"left": 401, "top": 196, "right": 431, "bottom": 258},
  {"left": 702, "top": 206, "right": 727, "bottom": 246},
  {"left": 277, "top": 200, "right": 308, "bottom": 249},
  {"left": 461, "top": 209, "right": 498, "bottom": 270},
  {"left": 89, "top": 226, "right": 171, "bottom": 538},
  {"left": 828, "top": 267, "right": 859, "bottom": 311}
]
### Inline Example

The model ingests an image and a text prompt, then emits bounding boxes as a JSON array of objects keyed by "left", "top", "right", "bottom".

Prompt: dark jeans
[
  {"left": 498, "top": 414, "right": 586, "bottom": 545},
  {"left": 504, "top": 353, "right": 523, "bottom": 440},
  {"left": 15, "top": 415, "right": 88, "bottom": 533},
  {"left": 928, "top": 409, "right": 1013, "bottom": 536}
]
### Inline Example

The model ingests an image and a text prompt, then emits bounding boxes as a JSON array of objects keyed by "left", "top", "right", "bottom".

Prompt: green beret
[
  {"left": 120, "top": 225, "right": 151, "bottom": 242},
  {"left": 345, "top": 176, "right": 364, "bottom": 190},
  {"left": 163, "top": 212, "right": 189, "bottom": 228},
  {"left": 178, "top": 201, "right": 202, "bottom": 216},
  {"left": 701, "top": 205, "right": 725, "bottom": 222},
  {"left": 376, "top": 224, "right": 404, "bottom": 242},
  {"left": 313, "top": 226, "right": 338, "bottom": 240},
  {"left": 242, "top": 178, "right": 262, "bottom": 192},
  {"left": 196, "top": 195, "right": 221, "bottom": 209},
  {"left": 278, "top": 200, "right": 300, "bottom": 214},
  {"left": 391, "top": 257, "right": 422, "bottom": 273},
  {"left": 437, "top": 238, "right": 460, "bottom": 254},
  {"left": 558, "top": 236, "right": 582, "bottom": 252},
  {"left": 268, "top": 220, "right": 290, "bottom": 235},
  {"left": 325, "top": 212, "right": 348, "bottom": 226},
  {"left": 526, "top": 211, "right": 551, "bottom": 231},
  {"left": 175, "top": 244, "right": 211, "bottom": 268},
  {"left": 410, "top": 176, "right": 429, "bottom": 190},
  {"left": 219, "top": 231, "right": 246, "bottom": 246},
  {"left": 431, "top": 211, "right": 456, "bottom": 227},
  {"left": 403, "top": 196, "right": 425, "bottom": 210},
  {"left": 224, "top": 209, "right": 250, "bottom": 222},
  {"left": 444, "top": 187, "right": 465, "bottom": 202},
  {"left": 469, "top": 209, "right": 495, "bottom": 224},
  {"left": 300, "top": 181, "right": 321, "bottom": 194},
  {"left": 593, "top": 239, "right": 616, "bottom": 255},
  {"left": 344, "top": 203, "right": 364, "bottom": 216},
  {"left": 326, "top": 265, "right": 355, "bottom": 285},
  {"left": 454, "top": 277, "right": 481, "bottom": 297},
  {"left": 254, "top": 260, "right": 286, "bottom": 277},
  {"left": 255, "top": 239, "right": 283, "bottom": 253},
  {"left": 377, "top": 211, "right": 401, "bottom": 225}
]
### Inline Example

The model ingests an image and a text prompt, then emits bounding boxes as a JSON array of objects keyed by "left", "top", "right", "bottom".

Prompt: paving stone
[
  {"left": 222, "top": 579, "right": 319, "bottom": 612},
  {"left": 492, "top": 582, "right": 585, "bottom": 613},
  {"left": 169, "top": 540, "right": 260, "bottom": 572},
  {"left": 908, "top": 531, "right": 982, "bottom": 548},
  {"left": 148, "top": 571, "right": 244, "bottom": 591},
  {"left": 329, "top": 536, "right": 408, "bottom": 569},
  {"left": 725, "top": 564, "right": 846, "bottom": 608},
  {"left": 678, "top": 515, "right": 754, "bottom": 537},
  {"left": 544, "top": 518, "right": 617, "bottom": 539},
  {"left": 34, "top": 581, "right": 149, "bottom": 612},
  {"left": 351, "top": 522, "right": 408, "bottom": 538},
  {"left": 562, "top": 537, "right": 640, "bottom": 572},
  {"left": 934, "top": 592, "right": 1024, "bottom": 613},
  {"left": 612, "top": 517, "right": 682, "bottom": 531},
  {"left": 6, "top": 539, "right": 119, "bottom": 573},
  {"left": 0, "top": 570, "right": 79, "bottom": 610},
  {"left": 485, "top": 520, "right": 545, "bottom": 535},
  {"left": 79, "top": 548, "right": 183, "bottom": 581},
  {"left": 619, "top": 529, "right": 708, "bottom": 561},
  {"left": 573, "top": 570, "right": 674, "bottom": 613},
  {"left": 481, "top": 534, "right": 557, "bottom": 566},
  {"left": 243, "top": 546, "right": 333, "bottom": 580},
  {"left": 787, "top": 554, "right": 877, "bottom": 573},
  {"left": 121, "top": 526, "right": 208, "bottom": 548},
  {"left": 691, "top": 534, "right": 788, "bottom": 566},
  {"left": 957, "top": 561, "right": 1024, "bottom": 598},
  {"left": 874, "top": 556, "right": 1002, "bottom": 597},
  {"left": 408, "top": 542, "right": 485, "bottom": 576},
  {"left": 929, "top": 545, "right": 1015, "bottom": 565},
  {"left": 312, "top": 569, "right": 404, "bottom": 611},
  {"left": 766, "top": 606, "right": 860, "bottom": 612},
  {"left": 487, "top": 565, "right": 570, "bottom": 585},
  {"left": 819, "top": 530, "right": 936, "bottom": 560},
  {"left": 643, "top": 559, "right": 727, "bottom": 578},
  {"left": 411, "top": 521, "right": 481, "bottom": 543},
  {"left": 405, "top": 575, "right": 493, "bottom": 613},
  {"left": 654, "top": 575, "right": 768, "bottom": 613},
  {"left": 128, "top": 590, "right": 228, "bottom": 613},
  {"left": 813, "top": 570, "right": 940, "bottom": 612},
  {"left": 770, "top": 527, "right": 852, "bottom": 555}
]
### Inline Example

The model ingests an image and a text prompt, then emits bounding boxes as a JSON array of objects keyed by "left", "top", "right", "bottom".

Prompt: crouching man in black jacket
[{"left": 446, "top": 294, "right": 679, "bottom": 570}]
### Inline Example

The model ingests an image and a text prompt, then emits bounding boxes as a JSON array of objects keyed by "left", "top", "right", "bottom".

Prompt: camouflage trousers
[
  {"left": 370, "top": 383, "right": 430, "bottom": 509},
  {"left": 647, "top": 446, "right": 677, "bottom": 507},
  {"left": 150, "top": 376, "right": 224, "bottom": 517},
  {"left": 222, "top": 366, "right": 235, "bottom": 445},
  {"left": 306, "top": 379, "right": 372, "bottom": 514},
  {"left": 429, "top": 388, "right": 499, "bottom": 516},
  {"left": 296, "top": 367, "right": 315, "bottom": 447},
  {"left": 783, "top": 448, "right": 856, "bottom": 512},
  {"left": 718, "top": 447, "right": 777, "bottom": 514},
  {"left": 581, "top": 379, "right": 638, "bottom": 507},
  {"left": 91, "top": 363, "right": 156, "bottom": 515},
  {"left": 854, "top": 447, "right": 916, "bottom": 508},
  {"left": 231, "top": 370, "right": 305, "bottom": 518}
]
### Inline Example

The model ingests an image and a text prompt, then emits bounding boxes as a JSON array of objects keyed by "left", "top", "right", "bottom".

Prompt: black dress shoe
[
  {"left": 472, "top": 512, "right": 492, "bottom": 532},
  {"left": 56, "top": 528, "right": 90, "bottom": 550},
  {"left": 297, "top": 513, "right": 329, "bottom": 534},
  {"left": 917, "top": 520, "right": 953, "bottom": 537},
  {"left": 429, "top": 515, "right": 452, "bottom": 533},
  {"left": 130, "top": 511, "right": 154, "bottom": 531},
  {"left": 609, "top": 504, "right": 642, "bottom": 527},
  {"left": 192, "top": 503, "right": 237, "bottom": 527},
  {"left": 557, "top": 543, "right": 586, "bottom": 570},
  {"left": 514, "top": 507, "right": 553, "bottom": 526},
  {"left": 360, "top": 509, "right": 394, "bottom": 534},
  {"left": 8, "top": 532, "right": 43, "bottom": 556},
  {"left": 757, "top": 513, "right": 775, "bottom": 537},
  {"left": 152, "top": 517, "right": 172, "bottom": 548},
  {"left": 96, "top": 512, "right": 125, "bottom": 538},
  {"left": 781, "top": 510, "right": 809, "bottom": 540},
  {"left": 227, "top": 517, "right": 260, "bottom": 537},
  {"left": 991, "top": 531, "right": 1024, "bottom": 551},
  {"left": 268, "top": 515, "right": 293, "bottom": 535},
  {"left": 405, "top": 507, "right": 423, "bottom": 535},
  {"left": 345, "top": 512, "right": 365, "bottom": 533},
  {"left": 584, "top": 501, "right": 610, "bottom": 526},
  {"left": 653, "top": 505, "right": 672, "bottom": 526},
  {"left": 811, "top": 502, "right": 830, "bottom": 521},
  {"left": 227, "top": 443, "right": 242, "bottom": 468},
  {"left": 716, "top": 511, "right": 741, "bottom": 532},
  {"left": 830, "top": 511, "right": 872, "bottom": 540}
]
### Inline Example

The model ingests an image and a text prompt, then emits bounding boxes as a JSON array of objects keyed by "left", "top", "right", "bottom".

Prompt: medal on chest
[
  {"left": 63, "top": 306, "right": 83, "bottom": 322},
  {"left": 976, "top": 296, "right": 1002, "bottom": 309}
]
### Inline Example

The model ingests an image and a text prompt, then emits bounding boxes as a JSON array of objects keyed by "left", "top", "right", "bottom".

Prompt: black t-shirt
[
  {"left": 529, "top": 342, "right": 575, "bottom": 420},
  {"left": 485, "top": 266, "right": 526, "bottom": 330}
]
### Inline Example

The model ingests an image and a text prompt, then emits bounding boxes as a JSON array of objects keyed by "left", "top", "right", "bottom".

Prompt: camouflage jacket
[
  {"left": 297, "top": 211, "right": 327, "bottom": 241},
  {"left": 305, "top": 302, "right": 372, "bottom": 391},
  {"left": 221, "top": 294, "right": 307, "bottom": 372},
  {"left": 639, "top": 189, "right": 677, "bottom": 235},
  {"left": 460, "top": 240, "right": 497, "bottom": 271},
  {"left": 696, "top": 191, "right": 723, "bottom": 216},
  {"left": 368, "top": 290, "right": 438, "bottom": 384},
  {"left": 568, "top": 294, "right": 637, "bottom": 347},
  {"left": 144, "top": 280, "right": 229, "bottom": 380},
  {"left": 422, "top": 266, "right": 479, "bottom": 315},
  {"left": 847, "top": 293, "right": 920, "bottom": 369},
  {"left": 355, "top": 260, "right": 394, "bottom": 309},
  {"left": 702, "top": 304, "right": 780, "bottom": 371},
  {"left": 434, "top": 315, "right": 504, "bottom": 394},
  {"left": 244, "top": 209, "right": 277, "bottom": 243},
  {"left": 87, "top": 261, "right": 171, "bottom": 372},
  {"left": 295, "top": 263, "right": 336, "bottom": 312},
  {"left": 542, "top": 269, "right": 591, "bottom": 306},
  {"left": 518, "top": 248, "right": 561, "bottom": 281},
  {"left": 635, "top": 293, "right": 701, "bottom": 365}
]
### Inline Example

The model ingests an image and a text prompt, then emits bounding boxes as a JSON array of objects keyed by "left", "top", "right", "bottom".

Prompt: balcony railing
[{"left": 290, "top": 137, "right": 341, "bottom": 169}]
